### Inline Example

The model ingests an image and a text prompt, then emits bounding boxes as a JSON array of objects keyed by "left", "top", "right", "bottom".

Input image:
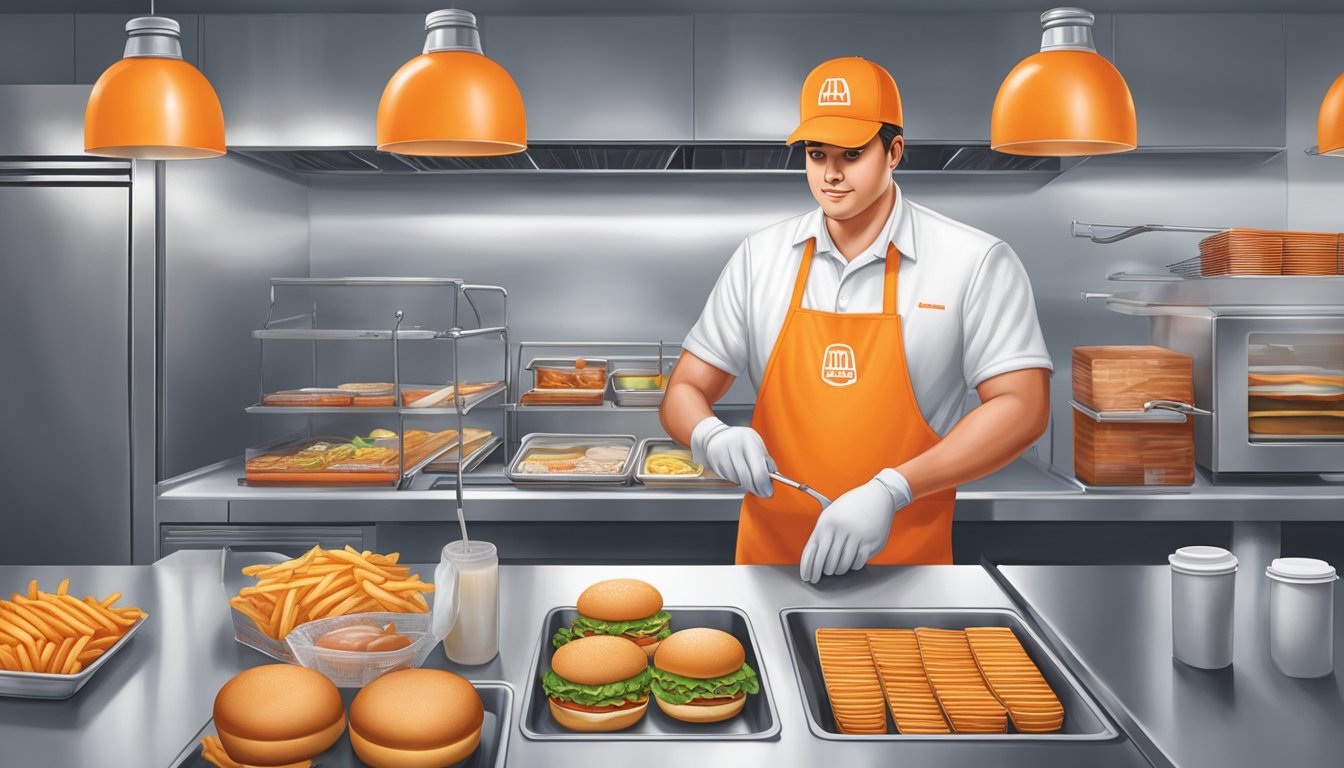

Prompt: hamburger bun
[
  {"left": 551, "top": 635, "right": 648, "bottom": 685},
  {"left": 654, "top": 693, "right": 747, "bottom": 723},
  {"left": 576, "top": 579, "right": 663, "bottom": 622},
  {"left": 547, "top": 697, "right": 649, "bottom": 732},
  {"left": 349, "top": 669, "right": 484, "bottom": 768},
  {"left": 633, "top": 638, "right": 662, "bottom": 659},
  {"left": 654, "top": 628, "right": 745, "bottom": 680},
  {"left": 213, "top": 664, "right": 346, "bottom": 767}
]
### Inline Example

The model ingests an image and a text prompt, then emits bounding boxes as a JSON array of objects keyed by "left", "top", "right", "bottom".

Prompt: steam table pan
[
  {"left": 169, "top": 681, "right": 512, "bottom": 768},
  {"left": 780, "top": 607, "right": 1118, "bottom": 741},
  {"left": 522, "top": 606, "right": 780, "bottom": 741}
]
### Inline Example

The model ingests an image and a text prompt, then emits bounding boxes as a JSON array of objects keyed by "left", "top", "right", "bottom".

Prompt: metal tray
[
  {"left": 634, "top": 438, "right": 737, "bottom": 488},
  {"left": 423, "top": 434, "right": 504, "bottom": 474},
  {"left": 779, "top": 607, "right": 1118, "bottom": 741},
  {"left": 505, "top": 433, "right": 637, "bottom": 485},
  {"left": 0, "top": 617, "right": 147, "bottom": 700},
  {"left": 521, "top": 606, "right": 780, "bottom": 741},
  {"left": 610, "top": 368, "right": 666, "bottom": 408},
  {"left": 168, "top": 681, "right": 513, "bottom": 768}
]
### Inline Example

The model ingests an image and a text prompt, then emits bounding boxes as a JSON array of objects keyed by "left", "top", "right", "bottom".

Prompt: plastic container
[
  {"left": 285, "top": 612, "right": 436, "bottom": 687},
  {"left": 1169, "top": 546, "right": 1238, "bottom": 669},
  {"left": 1266, "top": 557, "right": 1338, "bottom": 678},
  {"left": 243, "top": 429, "right": 460, "bottom": 486},
  {"left": 435, "top": 540, "right": 500, "bottom": 665},
  {"left": 528, "top": 357, "right": 608, "bottom": 390}
]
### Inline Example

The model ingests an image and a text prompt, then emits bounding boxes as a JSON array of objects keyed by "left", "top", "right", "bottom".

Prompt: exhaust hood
[{"left": 232, "top": 142, "right": 1065, "bottom": 175}]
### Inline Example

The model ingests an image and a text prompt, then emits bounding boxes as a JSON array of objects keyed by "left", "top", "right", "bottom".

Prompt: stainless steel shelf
[
  {"left": 505, "top": 401, "right": 754, "bottom": 413},
  {"left": 269, "top": 277, "right": 464, "bottom": 287},
  {"left": 244, "top": 382, "right": 508, "bottom": 417},
  {"left": 422, "top": 435, "right": 503, "bottom": 476},
  {"left": 252, "top": 328, "right": 441, "bottom": 340}
]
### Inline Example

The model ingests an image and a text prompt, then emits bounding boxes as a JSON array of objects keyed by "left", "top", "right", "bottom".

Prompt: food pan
[
  {"left": 610, "top": 368, "right": 666, "bottom": 408},
  {"left": 521, "top": 606, "right": 780, "bottom": 741},
  {"left": 505, "top": 433, "right": 637, "bottom": 485},
  {"left": 634, "top": 438, "right": 736, "bottom": 488},
  {"left": 526, "top": 357, "right": 609, "bottom": 390},
  {"left": 0, "top": 617, "right": 147, "bottom": 700},
  {"left": 779, "top": 607, "right": 1117, "bottom": 741},
  {"left": 169, "top": 681, "right": 513, "bottom": 768}
]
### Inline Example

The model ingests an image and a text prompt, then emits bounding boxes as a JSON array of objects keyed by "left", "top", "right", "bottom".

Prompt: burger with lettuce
[
  {"left": 551, "top": 578, "right": 671, "bottom": 657},
  {"left": 651, "top": 628, "right": 760, "bottom": 723},
  {"left": 542, "top": 635, "right": 651, "bottom": 732}
]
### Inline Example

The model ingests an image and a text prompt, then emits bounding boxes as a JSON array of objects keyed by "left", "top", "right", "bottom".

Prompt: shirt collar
[{"left": 791, "top": 182, "right": 916, "bottom": 263}]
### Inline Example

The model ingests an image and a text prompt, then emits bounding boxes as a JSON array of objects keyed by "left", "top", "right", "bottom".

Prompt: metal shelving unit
[{"left": 246, "top": 278, "right": 510, "bottom": 503}]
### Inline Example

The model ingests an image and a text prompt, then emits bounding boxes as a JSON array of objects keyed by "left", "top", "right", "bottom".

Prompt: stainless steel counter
[
  {"left": 995, "top": 564, "right": 1344, "bottom": 768},
  {"left": 0, "top": 552, "right": 1149, "bottom": 768},
  {"left": 158, "top": 456, "right": 1344, "bottom": 523}
]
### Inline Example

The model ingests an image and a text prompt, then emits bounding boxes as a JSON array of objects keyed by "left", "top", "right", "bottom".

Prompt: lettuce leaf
[
  {"left": 541, "top": 667, "right": 652, "bottom": 708},
  {"left": 551, "top": 611, "right": 672, "bottom": 648},
  {"left": 649, "top": 663, "right": 759, "bottom": 705}
]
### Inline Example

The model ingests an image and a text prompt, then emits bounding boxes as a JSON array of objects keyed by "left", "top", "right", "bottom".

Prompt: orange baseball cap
[{"left": 786, "top": 57, "right": 903, "bottom": 148}]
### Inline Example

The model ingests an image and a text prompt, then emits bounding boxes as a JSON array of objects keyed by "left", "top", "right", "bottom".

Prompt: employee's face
[{"left": 804, "top": 135, "right": 903, "bottom": 220}]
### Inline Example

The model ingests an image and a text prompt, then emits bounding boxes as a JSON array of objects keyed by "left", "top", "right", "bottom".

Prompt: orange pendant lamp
[
  {"left": 85, "top": 17, "right": 224, "bottom": 159},
  {"left": 1316, "top": 72, "right": 1344, "bottom": 156},
  {"left": 991, "top": 8, "right": 1136, "bottom": 156},
  {"left": 378, "top": 9, "right": 526, "bottom": 157}
]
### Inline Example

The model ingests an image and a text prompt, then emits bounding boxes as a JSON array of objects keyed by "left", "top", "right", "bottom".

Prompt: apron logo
[
  {"left": 820, "top": 343, "right": 858, "bottom": 387},
  {"left": 818, "top": 78, "right": 851, "bottom": 106}
]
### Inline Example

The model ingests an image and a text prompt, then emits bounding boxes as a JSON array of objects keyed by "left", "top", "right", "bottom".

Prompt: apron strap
[
  {"left": 883, "top": 242, "right": 900, "bottom": 316},
  {"left": 790, "top": 238, "right": 816, "bottom": 309}
]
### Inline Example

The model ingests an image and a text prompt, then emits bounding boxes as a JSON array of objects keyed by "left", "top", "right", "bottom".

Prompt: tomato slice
[{"left": 550, "top": 696, "right": 648, "bottom": 713}]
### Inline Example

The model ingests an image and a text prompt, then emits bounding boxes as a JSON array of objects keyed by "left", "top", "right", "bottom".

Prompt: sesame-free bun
[
  {"left": 349, "top": 669, "right": 484, "bottom": 768},
  {"left": 653, "top": 628, "right": 745, "bottom": 680},
  {"left": 551, "top": 635, "right": 649, "bottom": 686},
  {"left": 654, "top": 693, "right": 747, "bottom": 723},
  {"left": 576, "top": 579, "right": 663, "bottom": 622},
  {"left": 213, "top": 664, "right": 346, "bottom": 766},
  {"left": 547, "top": 697, "right": 649, "bottom": 732}
]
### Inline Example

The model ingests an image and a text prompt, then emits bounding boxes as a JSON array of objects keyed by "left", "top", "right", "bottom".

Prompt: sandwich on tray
[
  {"left": 551, "top": 578, "right": 672, "bottom": 657},
  {"left": 543, "top": 634, "right": 652, "bottom": 732},
  {"left": 652, "top": 628, "right": 760, "bottom": 723}
]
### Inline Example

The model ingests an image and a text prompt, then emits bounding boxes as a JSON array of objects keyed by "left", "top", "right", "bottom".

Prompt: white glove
[
  {"left": 690, "top": 416, "right": 776, "bottom": 498},
  {"left": 800, "top": 469, "right": 913, "bottom": 583}
]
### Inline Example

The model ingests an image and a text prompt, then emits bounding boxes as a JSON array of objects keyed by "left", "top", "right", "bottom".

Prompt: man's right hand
[{"left": 690, "top": 417, "right": 776, "bottom": 498}]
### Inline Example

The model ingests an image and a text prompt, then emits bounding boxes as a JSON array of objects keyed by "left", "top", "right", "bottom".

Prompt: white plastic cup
[
  {"left": 432, "top": 540, "right": 500, "bottom": 665},
  {"left": 1267, "top": 557, "right": 1337, "bottom": 678},
  {"left": 1169, "top": 546, "right": 1238, "bottom": 669}
]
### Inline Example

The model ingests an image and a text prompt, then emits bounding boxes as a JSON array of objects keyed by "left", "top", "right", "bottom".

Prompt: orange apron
[{"left": 735, "top": 238, "right": 956, "bottom": 565}]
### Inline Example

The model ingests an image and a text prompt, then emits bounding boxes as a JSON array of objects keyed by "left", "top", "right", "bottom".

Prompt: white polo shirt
[{"left": 683, "top": 185, "right": 1053, "bottom": 437}]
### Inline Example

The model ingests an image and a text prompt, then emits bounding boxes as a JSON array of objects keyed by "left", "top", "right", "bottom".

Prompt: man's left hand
[{"left": 800, "top": 470, "right": 913, "bottom": 583}]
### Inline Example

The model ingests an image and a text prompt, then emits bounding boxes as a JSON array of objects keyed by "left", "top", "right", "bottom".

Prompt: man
[{"left": 660, "top": 57, "right": 1052, "bottom": 583}]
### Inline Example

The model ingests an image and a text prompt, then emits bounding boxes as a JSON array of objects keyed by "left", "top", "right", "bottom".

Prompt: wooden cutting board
[{"left": 1072, "top": 346, "right": 1193, "bottom": 411}]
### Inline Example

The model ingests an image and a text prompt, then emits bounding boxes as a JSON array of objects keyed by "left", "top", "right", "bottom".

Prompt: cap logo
[
  {"left": 821, "top": 343, "right": 858, "bottom": 387},
  {"left": 818, "top": 78, "right": 851, "bottom": 107}
]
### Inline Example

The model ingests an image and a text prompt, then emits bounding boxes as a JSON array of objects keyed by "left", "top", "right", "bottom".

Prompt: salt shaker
[
  {"left": 1267, "top": 557, "right": 1337, "bottom": 678},
  {"left": 432, "top": 540, "right": 500, "bottom": 665},
  {"left": 1169, "top": 546, "right": 1238, "bottom": 669}
]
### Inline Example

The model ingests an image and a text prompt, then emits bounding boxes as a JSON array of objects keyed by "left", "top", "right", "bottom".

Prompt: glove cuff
[
  {"left": 690, "top": 416, "right": 729, "bottom": 466},
  {"left": 873, "top": 468, "right": 914, "bottom": 510}
]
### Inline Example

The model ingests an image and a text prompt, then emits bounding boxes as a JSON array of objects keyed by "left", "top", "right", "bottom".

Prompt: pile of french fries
[
  {"left": 199, "top": 735, "right": 245, "bottom": 768},
  {"left": 229, "top": 546, "right": 433, "bottom": 641},
  {"left": 0, "top": 578, "right": 147, "bottom": 675}
]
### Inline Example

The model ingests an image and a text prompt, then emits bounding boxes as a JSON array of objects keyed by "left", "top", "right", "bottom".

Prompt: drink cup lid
[
  {"left": 1169, "top": 546, "right": 1238, "bottom": 575},
  {"left": 1266, "top": 557, "right": 1337, "bottom": 584}
]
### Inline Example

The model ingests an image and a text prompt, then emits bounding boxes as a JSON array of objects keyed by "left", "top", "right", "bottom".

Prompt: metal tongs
[
  {"left": 1070, "top": 221, "right": 1225, "bottom": 245},
  {"left": 771, "top": 472, "right": 832, "bottom": 510}
]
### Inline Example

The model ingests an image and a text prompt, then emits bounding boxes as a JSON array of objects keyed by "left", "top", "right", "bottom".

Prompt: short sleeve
[
  {"left": 682, "top": 238, "right": 751, "bottom": 377},
  {"left": 961, "top": 241, "right": 1054, "bottom": 388}
]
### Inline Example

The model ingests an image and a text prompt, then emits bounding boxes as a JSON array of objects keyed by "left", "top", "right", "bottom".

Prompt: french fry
[
  {"left": 228, "top": 597, "right": 270, "bottom": 628},
  {"left": 82, "top": 597, "right": 135, "bottom": 628},
  {"left": 49, "top": 637, "right": 73, "bottom": 675},
  {"left": 57, "top": 594, "right": 120, "bottom": 635},
  {"left": 76, "top": 648, "right": 104, "bottom": 664},
  {"left": 29, "top": 597, "right": 96, "bottom": 636},
  {"left": 8, "top": 603, "right": 62, "bottom": 643},
  {"left": 26, "top": 580, "right": 37, "bottom": 600},
  {"left": 0, "top": 645, "right": 18, "bottom": 671},
  {"left": 87, "top": 635, "right": 120, "bottom": 650},
  {"left": 99, "top": 593, "right": 122, "bottom": 608},
  {"left": 56, "top": 578, "right": 69, "bottom": 597},
  {"left": 16, "top": 644, "right": 33, "bottom": 672},
  {"left": 63, "top": 636, "right": 90, "bottom": 675},
  {"left": 361, "top": 581, "right": 420, "bottom": 613}
]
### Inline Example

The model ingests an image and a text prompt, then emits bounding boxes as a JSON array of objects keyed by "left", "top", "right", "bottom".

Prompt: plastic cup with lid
[
  {"left": 1266, "top": 557, "right": 1337, "bottom": 678},
  {"left": 1169, "top": 545, "right": 1238, "bottom": 669}
]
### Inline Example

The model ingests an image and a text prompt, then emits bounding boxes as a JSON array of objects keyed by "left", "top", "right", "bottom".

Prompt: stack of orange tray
[{"left": 1198, "top": 229, "right": 1342, "bottom": 276}]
